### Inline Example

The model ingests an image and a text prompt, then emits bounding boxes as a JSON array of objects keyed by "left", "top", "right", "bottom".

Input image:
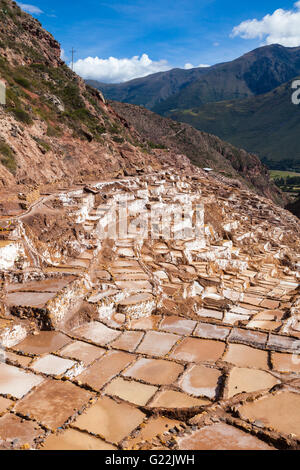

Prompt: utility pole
[{"left": 70, "top": 48, "right": 76, "bottom": 71}]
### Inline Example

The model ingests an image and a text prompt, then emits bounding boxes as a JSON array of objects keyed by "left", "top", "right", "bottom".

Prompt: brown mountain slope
[
  {"left": 0, "top": 0, "right": 193, "bottom": 194},
  {"left": 110, "top": 101, "right": 284, "bottom": 205}
]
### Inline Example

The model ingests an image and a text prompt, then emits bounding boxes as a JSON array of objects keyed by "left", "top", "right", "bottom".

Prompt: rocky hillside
[
  {"left": 110, "top": 101, "right": 284, "bottom": 205},
  {"left": 0, "top": 0, "right": 188, "bottom": 192},
  {"left": 0, "top": 0, "right": 284, "bottom": 207}
]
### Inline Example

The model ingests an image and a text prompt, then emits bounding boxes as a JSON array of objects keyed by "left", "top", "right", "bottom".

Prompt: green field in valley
[
  {"left": 270, "top": 170, "right": 300, "bottom": 179},
  {"left": 270, "top": 170, "right": 300, "bottom": 195}
]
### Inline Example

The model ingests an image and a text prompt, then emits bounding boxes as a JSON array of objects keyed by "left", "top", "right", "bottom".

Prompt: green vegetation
[
  {"left": 0, "top": 1, "right": 127, "bottom": 143},
  {"left": 0, "top": 0, "right": 23, "bottom": 22},
  {"left": 0, "top": 53, "right": 121, "bottom": 142},
  {"left": 12, "top": 107, "right": 32, "bottom": 124},
  {"left": 13, "top": 75, "right": 31, "bottom": 89},
  {"left": 0, "top": 140, "right": 16, "bottom": 174},
  {"left": 46, "top": 124, "right": 61, "bottom": 137},
  {"left": 262, "top": 158, "right": 300, "bottom": 172},
  {"left": 270, "top": 170, "right": 300, "bottom": 179},
  {"left": 148, "top": 141, "right": 167, "bottom": 150},
  {"left": 271, "top": 171, "right": 300, "bottom": 194},
  {"left": 32, "top": 137, "right": 51, "bottom": 153},
  {"left": 109, "top": 123, "right": 122, "bottom": 134},
  {"left": 112, "top": 136, "right": 125, "bottom": 143}
]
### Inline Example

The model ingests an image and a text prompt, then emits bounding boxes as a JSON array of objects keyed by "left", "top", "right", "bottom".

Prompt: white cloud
[
  {"left": 72, "top": 54, "right": 172, "bottom": 83},
  {"left": 17, "top": 3, "right": 43, "bottom": 15},
  {"left": 184, "top": 63, "right": 194, "bottom": 70},
  {"left": 232, "top": 1, "right": 300, "bottom": 47},
  {"left": 184, "top": 63, "right": 210, "bottom": 70}
]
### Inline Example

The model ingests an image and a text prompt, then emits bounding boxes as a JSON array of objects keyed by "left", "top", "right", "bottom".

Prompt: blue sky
[{"left": 17, "top": 1, "right": 300, "bottom": 82}]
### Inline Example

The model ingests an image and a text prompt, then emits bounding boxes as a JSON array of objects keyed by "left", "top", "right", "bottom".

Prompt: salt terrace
[{"left": 0, "top": 169, "right": 300, "bottom": 450}]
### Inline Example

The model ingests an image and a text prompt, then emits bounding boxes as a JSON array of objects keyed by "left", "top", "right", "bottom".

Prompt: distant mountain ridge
[
  {"left": 89, "top": 44, "right": 300, "bottom": 170},
  {"left": 153, "top": 44, "right": 300, "bottom": 114},
  {"left": 165, "top": 77, "right": 300, "bottom": 170},
  {"left": 87, "top": 66, "right": 210, "bottom": 110},
  {"left": 88, "top": 44, "right": 300, "bottom": 112}
]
